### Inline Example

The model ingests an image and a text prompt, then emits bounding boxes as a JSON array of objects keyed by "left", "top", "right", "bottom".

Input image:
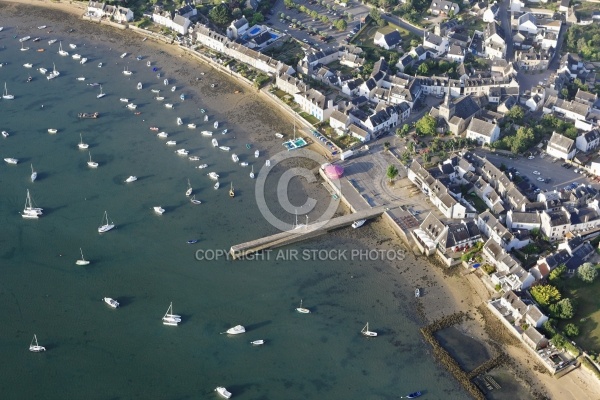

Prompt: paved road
[
  {"left": 381, "top": 14, "right": 425, "bottom": 37},
  {"left": 498, "top": 0, "right": 513, "bottom": 61}
]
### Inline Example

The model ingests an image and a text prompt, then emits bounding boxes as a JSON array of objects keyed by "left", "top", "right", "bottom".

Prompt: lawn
[
  {"left": 262, "top": 40, "right": 305, "bottom": 65},
  {"left": 557, "top": 276, "right": 600, "bottom": 352},
  {"left": 326, "top": 60, "right": 356, "bottom": 75},
  {"left": 352, "top": 21, "right": 416, "bottom": 54},
  {"left": 299, "top": 112, "right": 320, "bottom": 125}
]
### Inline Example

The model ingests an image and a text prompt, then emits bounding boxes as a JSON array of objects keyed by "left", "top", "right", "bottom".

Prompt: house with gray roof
[
  {"left": 506, "top": 211, "right": 541, "bottom": 231},
  {"left": 429, "top": 0, "right": 460, "bottom": 16},
  {"left": 540, "top": 208, "right": 571, "bottom": 241},
  {"left": 374, "top": 30, "right": 402, "bottom": 50},
  {"left": 466, "top": 117, "right": 499, "bottom": 145},
  {"left": 227, "top": 17, "right": 249, "bottom": 40},
  {"left": 423, "top": 33, "right": 449, "bottom": 57},
  {"left": 484, "top": 240, "right": 535, "bottom": 290},
  {"left": 576, "top": 130, "right": 600, "bottom": 153},
  {"left": 546, "top": 132, "right": 576, "bottom": 160}
]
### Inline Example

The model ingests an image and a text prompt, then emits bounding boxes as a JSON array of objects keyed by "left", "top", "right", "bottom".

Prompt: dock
[{"left": 229, "top": 205, "right": 394, "bottom": 259}]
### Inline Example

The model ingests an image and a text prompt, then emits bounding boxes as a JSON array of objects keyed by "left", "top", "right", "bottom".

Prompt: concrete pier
[{"left": 229, "top": 205, "right": 394, "bottom": 259}]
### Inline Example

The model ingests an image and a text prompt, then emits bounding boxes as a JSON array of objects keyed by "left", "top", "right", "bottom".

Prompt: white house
[
  {"left": 227, "top": 17, "right": 249, "bottom": 40},
  {"left": 482, "top": 3, "right": 499, "bottom": 23},
  {"left": 87, "top": 1, "right": 106, "bottom": 18},
  {"left": 517, "top": 13, "right": 538, "bottom": 35},
  {"left": 374, "top": 30, "right": 402, "bottom": 50},
  {"left": 466, "top": 117, "right": 500, "bottom": 145},
  {"left": 429, "top": 0, "right": 460, "bottom": 16},
  {"left": 423, "top": 33, "right": 449, "bottom": 57},
  {"left": 113, "top": 6, "right": 134, "bottom": 23},
  {"left": 540, "top": 209, "right": 572, "bottom": 241},
  {"left": 294, "top": 89, "right": 334, "bottom": 122},
  {"left": 506, "top": 211, "right": 541, "bottom": 231},
  {"left": 576, "top": 130, "right": 600, "bottom": 153},
  {"left": 546, "top": 132, "right": 576, "bottom": 160},
  {"left": 446, "top": 44, "right": 465, "bottom": 63}
]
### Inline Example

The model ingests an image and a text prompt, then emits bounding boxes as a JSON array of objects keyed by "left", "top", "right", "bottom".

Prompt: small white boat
[
  {"left": 250, "top": 340, "right": 264, "bottom": 346},
  {"left": 186, "top": 179, "right": 193, "bottom": 196},
  {"left": 123, "top": 66, "right": 132, "bottom": 76},
  {"left": 97, "top": 211, "right": 115, "bottom": 233},
  {"left": 171, "top": 86, "right": 176, "bottom": 92},
  {"left": 197, "top": 164, "right": 208, "bottom": 169},
  {"left": 103, "top": 297, "right": 119, "bottom": 308},
  {"left": 47, "top": 128, "right": 58, "bottom": 134},
  {"left": 147, "top": 60, "right": 151, "bottom": 67},
  {"left": 214, "top": 182, "right": 220, "bottom": 190},
  {"left": 190, "top": 195, "right": 202, "bottom": 205},
  {"left": 5, "top": 158, "right": 19, "bottom": 164},
  {"left": 98, "top": 62, "right": 103, "bottom": 68},
  {"left": 78, "top": 133, "right": 89, "bottom": 149},
  {"left": 265, "top": 160, "right": 271, "bottom": 167},
  {"left": 219, "top": 146, "right": 230, "bottom": 152},
  {"left": 226, "top": 325, "right": 245, "bottom": 335},
  {"left": 176, "top": 149, "right": 189, "bottom": 156},
  {"left": 151, "top": 89, "right": 161, "bottom": 94},
  {"left": 119, "top": 98, "right": 129, "bottom": 102},
  {"left": 187, "top": 123, "right": 196, "bottom": 129},
  {"left": 38, "top": 67, "right": 47, "bottom": 74},
  {"left": 30, "top": 164, "right": 37, "bottom": 182},
  {"left": 125, "top": 176, "right": 137, "bottom": 183},
  {"left": 58, "top": 42, "right": 69, "bottom": 56},
  {"left": 23, "top": 63, "right": 33, "bottom": 68},
  {"left": 208, "top": 172, "right": 219, "bottom": 180},
  {"left": 163, "top": 78, "right": 169, "bottom": 86},
  {"left": 72, "top": 53, "right": 81, "bottom": 60},
  {"left": 48, "top": 39, "right": 57, "bottom": 45},
  {"left": 202, "top": 131, "right": 213, "bottom": 137},
  {"left": 69, "top": 43, "right": 77, "bottom": 49},
  {"left": 120, "top": 52, "right": 127, "bottom": 59},
  {"left": 255, "top": 150, "right": 259, "bottom": 158},
  {"left": 214, "top": 121, "right": 219, "bottom": 129},
  {"left": 20, "top": 42, "right": 29, "bottom": 51},
  {"left": 38, "top": 25, "right": 47, "bottom": 30},
  {"left": 240, "top": 162, "right": 248, "bottom": 167},
  {"left": 352, "top": 219, "right": 366, "bottom": 229},
  {"left": 165, "top": 103, "right": 173, "bottom": 109},
  {"left": 231, "top": 154, "right": 239, "bottom": 163},
  {"left": 80, "top": 58, "right": 88, "bottom": 64},
  {"left": 166, "top": 140, "right": 177, "bottom": 146},
  {"left": 361, "top": 322, "right": 377, "bottom": 337},
  {"left": 3, "top": 82, "right": 15, "bottom": 100},
  {"left": 46, "top": 63, "right": 60, "bottom": 80},
  {"left": 162, "top": 302, "right": 181, "bottom": 326},
  {"left": 415, "top": 288, "right": 421, "bottom": 298},
  {"left": 76, "top": 248, "right": 90, "bottom": 265},
  {"left": 275, "top": 133, "right": 284, "bottom": 138},
  {"left": 127, "top": 103, "right": 137, "bottom": 110},
  {"left": 96, "top": 85, "right": 106, "bottom": 99},
  {"left": 176, "top": 117, "right": 183, "bottom": 126},
  {"left": 296, "top": 299, "right": 311, "bottom": 314},
  {"left": 22, "top": 189, "right": 42, "bottom": 218},
  {"left": 204, "top": 115, "right": 209, "bottom": 122},
  {"left": 87, "top": 151, "right": 99, "bottom": 168},
  {"left": 77, "top": 77, "right": 86, "bottom": 81},
  {"left": 29, "top": 335, "right": 46, "bottom": 353},
  {"left": 189, "top": 156, "right": 200, "bottom": 161},
  {"left": 155, "top": 96, "right": 164, "bottom": 101},
  {"left": 215, "top": 387, "right": 232, "bottom": 399},
  {"left": 153, "top": 206, "right": 165, "bottom": 215},
  {"left": 222, "top": 129, "right": 228, "bottom": 135},
  {"left": 212, "top": 138, "right": 219, "bottom": 147},
  {"left": 2, "top": 130, "right": 8, "bottom": 138},
  {"left": 250, "top": 166, "right": 255, "bottom": 179},
  {"left": 211, "top": 83, "right": 216, "bottom": 88},
  {"left": 157, "top": 132, "right": 169, "bottom": 138},
  {"left": 136, "top": 82, "right": 142, "bottom": 90}
]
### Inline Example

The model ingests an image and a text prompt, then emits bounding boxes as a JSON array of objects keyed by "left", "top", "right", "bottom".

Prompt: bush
[
  {"left": 577, "top": 263, "right": 598, "bottom": 283},
  {"left": 530, "top": 284, "right": 561, "bottom": 306},
  {"left": 564, "top": 323, "right": 579, "bottom": 337}
]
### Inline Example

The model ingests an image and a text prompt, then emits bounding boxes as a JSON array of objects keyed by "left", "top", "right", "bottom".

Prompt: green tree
[
  {"left": 320, "top": 15, "right": 329, "bottom": 24},
  {"left": 549, "top": 298, "right": 574, "bottom": 319},
  {"left": 280, "top": 12, "right": 286, "bottom": 19},
  {"left": 564, "top": 126, "right": 578, "bottom": 139},
  {"left": 387, "top": 165, "right": 399, "bottom": 182},
  {"left": 417, "top": 62, "right": 429, "bottom": 75},
  {"left": 251, "top": 12, "right": 264, "bottom": 25},
  {"left": 564, "top": 323, "right": 580, "bottom": 337},
  {"left": 415, "top": 114, "right": 436, "bottom": 136},
  {"left": 334, "top": 19, "right": 347, "bottom": 31},
  {"left": 384, "top": 142, "right": 391, "bottom": 152},
  {"left": 369, "top": 8, "right": 382, "bottom": 24},
  {"left": 310, "top": 10, "right": 318, "bottom": 19},
  {"left": 549, "top": 264, "right": 566, "bottom": 282},
  {"left": 578, "top": 263, "right": 598, "bottom": 283},
  {"left": 506, "top": 105, "right": 524, "bottom": 123},
  {"left": 208, "top": 4, "right": 231, "bottom": 26},
  {"left": 530, "top": 284, "right": 561, "bottom": 306},
  {"left": 284, "top": 0, "right": 295, "bottom": 8}
]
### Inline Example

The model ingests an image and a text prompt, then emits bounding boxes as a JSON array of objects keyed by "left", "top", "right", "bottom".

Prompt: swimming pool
[{"left": 249, "top": 26, "right": 261, "bottom": 35}]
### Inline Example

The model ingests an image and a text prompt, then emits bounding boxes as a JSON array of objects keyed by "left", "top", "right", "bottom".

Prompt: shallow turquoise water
[{"left": 0, "top": 28, "right": 468, "bottom": 399}]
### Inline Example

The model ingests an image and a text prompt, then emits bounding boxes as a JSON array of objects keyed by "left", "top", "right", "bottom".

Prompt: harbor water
[{"left": 0, "top": 23, "right": 468, "bottom": 399}]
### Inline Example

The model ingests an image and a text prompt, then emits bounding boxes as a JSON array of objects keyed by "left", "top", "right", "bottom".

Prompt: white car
[
  {"left": 533, "top": 171, "right": 541, "bottom": 175},
  {"left": 528, "top": 156, "right": 535, "bottom": 160},
  {"left": 537, "top": 177, "right": 545, "bottom": 182}
]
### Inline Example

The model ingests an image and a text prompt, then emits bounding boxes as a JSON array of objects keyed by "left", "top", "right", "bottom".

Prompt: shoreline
[{"left": 3, "top": 1, "right": 600, "bottom": 398}]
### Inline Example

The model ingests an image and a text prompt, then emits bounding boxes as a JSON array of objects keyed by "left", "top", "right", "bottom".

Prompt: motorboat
[
  {"left": 3, "top": 82, "right": 14, "bottom": 100},
  {"left": 47, "top": 128, "right": 58, "bottom": 134},
  {"left": 151, "top": 89, "right": 161, "bottom": 94},
  {"left": 215, "top": 387, "right": 232, "bottom": 399},
  {"left": 212, "top": 138, "right": 219, "bottom": 147},
  {"left": 352, "top": 219, "right": 366, "bottom": 229},
  {"left": 219, "top": 146, "right": 230, "bottom": 152},
  {"left": 69, "top": 43, "right": 77, "bottom": 49},
  {"left": 166, "top": 140, "right": 177, "bottom": 146},
  {"left": 23, "top": 63, "right": 33, "bottom": 68},
  {"left": 176, "top": 117, "right": 183, "bottom": 125},
  {"left": 255, "top": 150, "right": 259, "bottom": 158},
  {"left": 155, "top": 96, "right": 164, "bottom": 101},
  {"left": 165, "top": 103, "right": 173, "bottom": 109},
  {"left": 78, "top": 112, "right": 99, "bottom": 119},
  {"left": 127, "top": 103, "right": 137, "bottom": 110},
  {"left": 30, "top": 164, "right": 37, "bottom": 182},
  {"left": 1, "top": 130, "right": 8, "bottom": 138},
  {"left": 204, "top": 115, "right": 208, "bottom": 122},
  {"left": 76, "top": 248, "right": 90, "bottom": 265},
  {"left": 123, "top": 66, "right": 132, "bottom": 76},
  {"left": 214, "top": 121, "right": 219, "bottom": 129},
  {"left": 48, "top": 39, "right": 57, "bottom": 45},
  {"left": 149, "top": 126, "right": 159, "bottom": 131},
  {"left": 222, "top": 129, "right": 228, "bottom": 134},
  {"left": 197, "top": 164, "right": 208, "bottom": 169},
  {"left": 200, "top": 108, "right": 205, "bottom": 113},
  {"left": 4, "top": 158, "right": 18, "bottom": 164},
  {"left": 136, "top": 82, "right": 142, "bottom": 90},
  {"left": 202, "top": 131, "right": 213, "bottom": 137},
  {"left": 136, "top": 55, "right": 142, "bottom": 61},
  {"left": 296, "top": 299, "right": 310, "bottom": 314},
  {"left": 226, "top": 325, "right": 245, "bottom": 335},
  {"left": 98, "top": 211, "right": 115, "bottom": 233},
  {"left": 180, "top": 93, "right": 185, "bottom": 101},
  {"left": 361, "top": 323, "right": 377, "bottom": 337},
  {"left": 404, "top": 392, "right": 423, "bottom": 399},
  {"left": 72, "top": 53, "right": 81, "bottom": 60},
  {"left": 176, "top": 149, "right": 189, "bottom": 156},
  {"left": 214, "top": 182, "right": 220, "bottom": 190},
  {"left": 415, "top": 288, "right": 421, "bottom": 298},
  {"left": 58, "top": 41, "right": 69, "bottom": 56},
  {"left": 87, "top": 151, "right": 98, "bottom": 168},
  {"left": 265, "top": 160, "right": 271, "bottom": 167},
  {"left": 162, "top": 302, "right": 181, "bottom": 326},
  {"left": 38, "top": 67, "right": 47, "bottom": 74},
  {"left": 250, "top": 340, "right": 264, "bottom": 346},
  {"left": 153, "top": 206, "right": 165, "bottom": 215},
  {"left": 240, "top": 162, "right": 248, "bottom": 167},
  {"left": 171, "top": 86, "right": 176, "bottom": 92},
  {"left": 186, "top": 179, "right": 193, "bottom": 196},
  {"left": 146, "top": 61, "right": 151, "bottom": 67},
  {"left": 187, "top": 239, "right": 199, "bottom": 244},
  {"left": 119, "top": 98, "right": 129, "bottom": 103},
  {"left": 190, "top": 195, "right": 202, "bottom": 205},
  {"left": 38, "top": 25, "right": 46, "bottom": 30},
  {"left": 187, "top": 123, "right": 196, "bottom": 129},
  {"left": 157, "top": 132, "right": 168, "bottom": 138},
  {"left": 96, "top": 85, "right": 105, "bottom": 98},
  {"left": 98, "top": 62, "right": 103, "bottom": 68},
  {"left": 163, "top": 78, "right": 169, "bottom": 86},
  {"left": 189, "top": 156, "right": 200, "bottom": 161},
  {"left": 80, "top": 58, "right": 87, "bottom": 64},
  {"left": 231, "top": 154, "right": 239, "bottom": 163},
  {"left": 125, "top": 176, "right": 137, "bottom": 183},
  {"left": 33, "top": 37, "right": 41, "bottom": 42},
  {"left": 29, "top": 335, "right": 46, "bottom": 353},
  {"left": 88, "top": 83, "right": 100, "bottom": 87},
  {"left": 78, "top": 133, "right": 89, "bottom": 149},
  {"left": 103, "top": 297, "right": 119, "bottom": 308},
  {"left": 120, "top": 52, "right": 127, "bottom": 59},
  {"left": 77, "top": 77, "right": 86, "bottom": 81},
  {"left": 27, "top": 75, "right": 32, "bottom": 83},
  {"left": 208, "top": 172, "right": 219, "bottom": 180}
]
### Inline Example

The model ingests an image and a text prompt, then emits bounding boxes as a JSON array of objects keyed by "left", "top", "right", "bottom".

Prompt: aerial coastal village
[{"left": 76, "top": 0, "right": 600, "bottom": 396}]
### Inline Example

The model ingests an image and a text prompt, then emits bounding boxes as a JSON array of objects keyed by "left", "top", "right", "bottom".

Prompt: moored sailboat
[
  {"left": 97, "top": 211, "right": 115, "bottom": 233},
  {"left": 162, "top": 302, "right": 181, "bottom": 326},
  {"left": 361, "top": 322, "right": 377, "bottom": 337},
  {"left": 76, "top": 248, "right": 90, "bottom": 265},
  {"left": 22, "top": 189, "right": 43, "bottom": 219},
  {"left": 30, "top": 164, "right": 37, "bottom": 182},
  {"left": 78, "top": 133, "right": 89, "bottom": 149},
  {"left": 29, "top": 335, "right": 46, "bottom": 352}
]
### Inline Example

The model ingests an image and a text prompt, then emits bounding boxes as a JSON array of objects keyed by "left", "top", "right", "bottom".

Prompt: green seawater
[{"left": 0, "top": 31, "right": 467, "bottom": 399}]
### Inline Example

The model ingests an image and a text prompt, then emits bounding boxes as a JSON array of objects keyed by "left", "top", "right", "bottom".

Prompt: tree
[
  {"left": 549, "top": 264, "right": 566, "bottom": 282},
  {"left": 208, "top": 4, "right": 231, "bottom": 26},
  {"left": 369, "top": 8, "right": 382, "bottom": 25},
  {"left": 280, "top": 12, "right": 286, "bottom": 19},
  {"left": 506, "top": 105, "right": 524, "bottom": 123},
  {"left": 384, "top": 142, "right": 391, "bottom": 152},
  {"left": 549, "top": 298, "right": 574, "bottom": 319},
  {"left": 415, "top": 114, "right": 436, "bottom": 136},
  {"left": 251, "top": 12, "right": 264, "bottom": 26},
  {"left": 417, "top": 62, "right": 429, "bottom": 75},
  {"left": 530, "top": 284, "right": 561, "bottom": 306},
  {"left": 284, "top": 0, "right": 295, "bottom": 8},
  {"left": 334, "top": 19, "right": 347, "bottom": 31},
  {"left": 320, "top": 15, "right": 329, "bottom": 24},
  {"left": 387, "top": 165, "right": 399, "bottom": 182},
  {"left": 578, "top": 263, "right": 598, "bottom": 283},
  {"left": 564, "top": 323, "right": 580, "bottom": 337}
]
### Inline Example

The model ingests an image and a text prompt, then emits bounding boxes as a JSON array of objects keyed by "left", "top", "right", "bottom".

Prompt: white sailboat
[
  {"left": 165, "top": 103, "right": 173, "bottom": 109},
  {"left": 162, "top": 302, "right": 181, "bottom": 326},
  {"left": 46, "top": 63, "right": 60, "bottom": 80},
  {"left": 361, "top": 323, "right": 377, "bottom": 337},
  {"left": 214, "top": 182, "right": 220, "bottom": 190},
  {"left": 212, "top": 138, "right": 219, "bottom": 147},
  {"left": 176, "top": 117, "right": 183, "bottom": 126},
  {"left": 3, "top": 82, "right": 14, "bottom": 99},
  {"left": 352, "top": 219, "right": 366, "bottom": 229},
  {"left": 215, "top": 387, "right": 232, "bottom": 399},
  {"left": 98, "top": 211, "right": 115, "bottom": 233},
  {"left": 76, "top": 248, "right": 90, "bottom": 265},
  {"left": 250, "top": 166, "right": 255, "bottom": 179},
  {"left": 123, "top": 66, "right": 132, "bottom": 76},
  {"left": 231, "top": 154, "right": 239, "bottom": 163},
  {"left": 58, "top": 41, "right": 69, "bottom": 56},
  {"left": 48, "top": 128, "right": 58, "bottom": 134},
  {"left": 250, "top": 340, "right": 265, "bottom": 346},
  {"left": 166, "top": 140, "right": 177, "bottom": 146},
  {"left": 207, "top": 172, "right": 219, "bottom": 180},
  {"left": 187, "top": 123, "right": 196, "bottom": 129},
  {"left": 296, "top": 299, "right": 311, "bottom": 314},
  {"left": 176, "top": 149, "right": 189, "bottom": 156},
  {"left": 202, "top": 131, "right": 213, "bottom": 136},
  {"left": 87, "top": 151, "right": 98, "bottom": 168},
  {"left": 22, "top": 189, "right": 43, "bottom": 219},
  {"left": 103, "top": 297, "right": 119, "bottom": 308},
  {"left": 78, "top": 133, "right": 89, "bottom": 149},
  {"left": 30, "top": 164, "right": 37, "bottom": 182},
  {"left": 186, "top": 179, "right": 193, "bottom": 196},
  {"left": 197, "top": 164, "right": 208, "bottom": 169},
  {"left": 255, "top": 150, "right": 259, "bottom": 158},
  {"left": 127, "top": 103, "right": 137, "bottom": 110},
  {"left": 157, "top": 132, "right": 168, "bottom": 138},
  {"left": 190, "top": 195, "right": 202, "bottom": 205},
  {"left": 20, "top": 41, "right": 29, "bottom": 51},
  {"left": 136, "top": 82, "right": 142, "bottom": 90},
  {"left": 29, "top": 335, "right": 46, "bottom": 352},
  {"left": 5, "top": 157, "right": 19, "bottom": 164},
  {"left": 96, "top": 85, "right": 105, "bottom": 99},
  {"left": 219, "top": 146, "right": 230, "bottom": 152}
]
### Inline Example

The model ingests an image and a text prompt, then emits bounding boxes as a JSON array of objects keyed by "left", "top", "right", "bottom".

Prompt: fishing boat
[
  {"left": 3, "top": 82, "right": 14, "bottom": 99},
  {"left": 249, "top": 166, "right": 255, "bottom": 179},
  {"left": 47, "top": 128, "right": 58, "bottom": 134},
  {"left": 155, "top": 96, "right": 164, "bottom": 101},
  {"left": 186, "top": 179, "right": 193, "bottom": 196},
  {"left": 69, "top": 43, "right": 77, "bottom": 49},
  {"left": 215, "top": 387, "right": 232, "bottom": 399},
  {"left": 197, "top": 164, "right": 208, "bottom": 169},
  {"left": 58, "top": 41, "right": 69, "bottom": 56},
  {"left": 97, "top": 211, "right": 115, "bottom": 233},
  {"left": 231, "top": 154, "right": 239, "bottom": 163},
  {"left": 162, "top": 302, "right": 181, "bottom": 326},
  {"left": 189, "top": 156, "right": 200, "bottom": 161},
  {"left": 87, "top": 151, "right": 98, "bottom": 168},
  {"left": 22, "top": 189, "right": 43, "bottom": 219},
  {"left": 214, "top": 182, "right": 220, "bottom": 190},
  {"left": 125, "top": 176, "right": 137, "bottom": 183},
  {"left": 296, "top": 299, "right": 311, "bottom": 314},
  {"left": 166, "top": 140, "right": 177, "bottom": 146},
  {"left": 72, "top": 53, "right": 81, "bottom": 60},
  {"left": 176, "top": 117, "right": 183, "bottom": 125},
  {"left": 190, "top": 195, "right": 202, "bottom": 205},
  {"left": 96, "top": 85, "right": 105, "bottom": 98},
  {"left": 212, "top": 138, "right": 219, "bottom": 147},
  {"left": 76, "top": 248, "right": 90, "bottom": 265},
  {"left": 157, "top": 132, "right": 168, "bottom": 138},
  {"left": 30, "top": 164, "right": 37, "bottom": 182},
  {"left": 5, "top": 158, "right": 18, "bottom": 164},
  {"left": 361, "top": 323, "right": 377, "bottom": 337},
  {"left": 208, "top": 172, "right": 219, "bottom": 180},
  {"left": 78, "top": 133, "right": 89, "bottom": 149},
  {"left": 171, "top": 86, "right": 176, "bottom": 92},
  {"left": 126, "top": 103, "right": 137, "bottom": 110},
  {"left": 165, "top": 103, "right": 173, "bottom": 109},
  {"left": 187, "top": 123, "right": 196, "bottom": 129},
  {"left": 226, "top": 325, "right": 245, "bottom": 335},
  {"left": 403, "top": 391, "right": 423, "bottom": 399},
  {"left": 176, "top": 149, "right": 189, "bottom": 156},
  {"left": 250, "top": 340, "right": 264, "bottom": 346},
  {"left": 29, "top": 335, "right": 46, "bottom": 353},
  {"left": 153, "top": 206, "right": 165, "bottom": 215},
  {"left": 120, "top": 52, "right": 127, "bottom": 59},
  {"left": 78, "top": 112, "right": 99, "bottom": 119},
  {"left": 48, "top": 39, "right": 57, "bottom": 45},
  {"left": 23, "top": 63, "right": 33, "bottom": 68},
  {"left": 80, "top": 58, "right": 87, "bottom": 64},
  {"left": 136, "top": 82, "right": 142, "bottom": 90},
  {"left": 352, "top": 219, "right": 366, "bottom": 229},
  {"left": 103, "top": 297, "right": 119, "bottom": 308},
  {"left": 202, "top": 131, "right": 213, "bottom": 137},
  {"left": 275, "top": 133, "right": 284, "bottom": 138},
  {"left": 123, "top": 66, "right": 132, "bottom": 76},
  {"left": 219, "top": 146, "right": 230, "bottom": 152},
  {"left": 214, "top": 121, "right": 219, "bottom": 129},
  {"left": 38, "top": 67, "right": 47, "bottom": 74},
  {"left": 229, "top": 182, "right": 235, "bottom": 198},
  {"left": 255, "top": 150, "right": 259, "bottom": 158},
  {"left": 222, "top": 129, "right": 228, "bottom": 134},
  {"left": 1, "top": 130, "right": 8, "bottom": 138},
  {"left": 240, "top": 162, "right": 248, "bottom": 167},
  {"left": 77, "top": 77, "right": 86, "bottom": 81}
]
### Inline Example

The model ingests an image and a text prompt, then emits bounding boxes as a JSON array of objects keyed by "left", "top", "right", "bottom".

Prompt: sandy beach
[{"left": 3, "top": 1, "right": 600, "bottom": 398}]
